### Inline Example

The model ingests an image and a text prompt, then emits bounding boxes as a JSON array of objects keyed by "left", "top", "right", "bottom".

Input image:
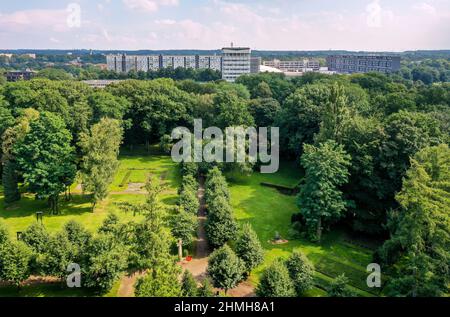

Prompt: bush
[
  {"left": 181, "top": 162, "right": 198, "bottom": 178},
  {"left": 0, "top": 241, "right": 31, "bottom": 287},
  {"left": 0, "top": 221, "right": 9, "bottom": 245},
  {"left": 181, "top": 270, "right": 198, "bottom": 297},
  {"left": 256, "top": 259, "right": 296, "bottom": 297},
  {"left": 235, "top": 223, "right": 264, "bottom": 274},
  {"left": 170, "top": 207, "right": 198, "bottom": 246},
  {"left": 82, "top": 235, "right": 128, "bottom": 293},
  {"left": 181, "top": 174, "right": 198, "bottom": 193},
  {"left": 327, "top": 274, "right": 354, "bottom": 297},
  {"left": 179, "top": 186, "right": 199, "bottom": 215},
  {"left": 285, "top": 251, "right": 315, "bottom": 296},
  {"left": 207, "top": 245, "right": 244, "bottom": 293},
  {"left": 205, "top": 195, "right": 237, "bottom": 248}
]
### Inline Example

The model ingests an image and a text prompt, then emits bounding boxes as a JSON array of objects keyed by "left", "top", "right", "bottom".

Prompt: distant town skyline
[{"left": 1, "top": 0, "right": 449, "bottom": 51}]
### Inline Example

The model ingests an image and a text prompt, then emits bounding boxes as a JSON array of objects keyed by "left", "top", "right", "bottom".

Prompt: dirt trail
[
  {"left": 181, "top": 176, "right": 256, "bottom": 297},
  {"left": 117, "top": 272, "right": 144, "bottom": 297},
  {"left": 180, "top": 176, "right": 210, "bottom": 281}
]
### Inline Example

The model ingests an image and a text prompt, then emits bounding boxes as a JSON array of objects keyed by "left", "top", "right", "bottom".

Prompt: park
[{"left": 0, "top": 145, "right": 382, "bottom": 297}]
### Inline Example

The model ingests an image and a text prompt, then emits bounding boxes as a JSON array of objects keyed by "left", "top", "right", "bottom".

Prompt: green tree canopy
[
  {"left": 207, "top": 244, "right": 244, "bottom": 293},
  {"left": 297, "top": 140, "right": 351, "bottom": 241},
  {"left": 256, "top": 259, "right": 296, "bottom": 297},
  {"left": 14, "top": 111, "right": 76, "bottom": 213}
]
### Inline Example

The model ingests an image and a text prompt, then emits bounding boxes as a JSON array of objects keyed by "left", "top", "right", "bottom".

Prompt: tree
[
  {"left": 235, "top": 223, "right": 264, "bottom": 274},
  {"left": 256, "top": 259, "right": 296, "bottom": 297},
  {"left": 0, "top": 241, "right": 31, "bottom": 288},
  {"left": 1, "top": 161, "right": 20, "bottom": 205},
  {"left": 207, "top": 245, "right": 244, "bottom": 294},
  {"left": 275, "top": 84, "right": 326, "bottom": 157},
  {"left": 179, "top": 187, "right": 199, "bottom": 215},
  {"left": 159, "top": 134, "right": 173, "bottom": 155},
  {"left": 0, "top": 221, "right": 8, "bottom": 245},
  {"left": 14, "top": 111, "right": 76, "bottom": 214},
  {"left": 381, "top": 111, "right": 443, "bottom": 199},
  {"left": 285, "top": 251, "right": 314, "bottom": 296},
  {"left": 205, "top": 167, "right": 230, "bottom": 204},
  {"left": 40, "top": 231, "right": 76, "bottom": 279},
  {"left": 21, "top": 223, "right": 51, "bottom": 254},
  {"left": 316, "top": 83, "right": 352, "bottom": 144},
  {"left": 63, "top": 220, "right": 91, "bottom": 260},
  {"left": 87, "top": 91, "right": 129, "bottom": 125},
  {"left": 205, "top": 195, "right": 238, "bottom": 248},
  {"left": 79, "top": 118, "right": 123, "bottom": 209},
  {"left": 0, "top": 101, "right": 14, "bottom": 177},
  {"left": 170, "top": 207, "right": 198, "bottom": 247},
  {"left": 297, "top": 141, "right": 351, "bottom": 242},
  {"left": 327, "top": 274, "right": 353, "bottom": 297},
  {"left": 135, "top": 261, "right": 182, "bottom": 297},
  {"left": 380, "top": 145, "right": 450, "bottom": 297},
  {"left": 236, "top": 73, "right": 294, "bottom": 103},
  {"left": 341, "top": 116, "right": 388, "bottom": 234},
  {"left": 82, "top": 234, "right": 129, "bottom": 292},
  {"left": 1, "top": 108, "right": 40, "bottom": 205},
  {"left": 254, "top": 81, "right": 273, "bottom": 99},
  {"left": 98, "top": 212, "right": 121, "bottom": 235},
  {"left": 181, "top": 270, "right": 198, "bottom": 297},
  {"left": 198, "top": 278, "right": 215, "bottom": 297},
  {"left": 37, "top": 68, "right": 73, "bottom": 80},
  {"left": 127, "top": 178, "right": 174, "bottom": 271},
  {"left": 248, "top": 98, "right": 280, "bottom": 128},
  {"left": 212, "top": 91, "right": 254, "bottom": 129},
  {"left": 106, "top": 79, "right": 195, "bottom": 146}
]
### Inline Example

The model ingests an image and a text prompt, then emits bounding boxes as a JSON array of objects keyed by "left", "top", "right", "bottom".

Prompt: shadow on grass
[{"left": 0, "top": 194, "right": 93, "bottom": 219}]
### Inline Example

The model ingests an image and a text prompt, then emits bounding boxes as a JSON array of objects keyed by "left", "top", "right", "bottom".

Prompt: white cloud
[
  {"left": 0, "top": 9, "right": 69, "bottom": 32},
  {"left": 122, "top": 0, "right": 179, "bottom": 13},
  {"left": 413, "top": 3, "right": 437, "bottom": 15}
]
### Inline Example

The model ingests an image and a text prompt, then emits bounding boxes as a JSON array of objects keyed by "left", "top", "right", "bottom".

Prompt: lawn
[
  {"left": 0, "top": 147, "right": 180, "bottom": 297},
  {"left": 0, "top": 146, "right": 180, "bottom": 238},
  {"left": 1, "top": 149, "right": 383, "bottom": 297},
  {"left": 228, "top": 161, "right": 383, "bottom": 297}
]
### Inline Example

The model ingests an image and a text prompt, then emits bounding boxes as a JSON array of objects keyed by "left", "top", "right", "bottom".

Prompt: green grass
[
  {"left": 1, "top": 150, "right": 382, "bottom": 297},
  {"left": 228, "top": 161, "right": 381, "bottom": 297},
  {"left": 0, "top": 148, "right": 180, "bottom": 238}
]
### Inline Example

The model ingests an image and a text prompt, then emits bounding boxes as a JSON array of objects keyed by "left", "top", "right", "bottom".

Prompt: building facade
[
  {"left": 6, "top": 70, "right": 37, "bottom": 82},
  {"left": 250, "top": 57, "right": 262, "bottom": 74},
  {"left": 326, "top": 54, "right": 401, "bottom": 74},
  {"left": 263, "top": 59, "right": 320, "bottom": 72},
  {"left": 221, "top": 47, "right": 251, "bottom": 82},
  {"left": 107, "top": 53, "right": 224, "bottom": 73},
  {"left": 106, "top": 48, "right": 259, "bottom": 81}
]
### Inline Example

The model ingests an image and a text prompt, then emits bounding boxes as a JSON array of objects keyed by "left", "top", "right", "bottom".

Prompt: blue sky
[{"left": 0, "top": 0, "right": 449, "bottom": 51}]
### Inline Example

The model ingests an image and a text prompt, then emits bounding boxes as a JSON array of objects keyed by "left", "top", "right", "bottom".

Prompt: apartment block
[
  {"left": 107, "top": 53, "right": 223, "bottom": 73},
  {"left": 263, "top": 59, "right": 320, "bottom": 72},
  {"left": 185, "top": 56, "right": 197, "bottom": 69},
  {"left": 326, "top": 54, "right": 401, "bottom": 74}
]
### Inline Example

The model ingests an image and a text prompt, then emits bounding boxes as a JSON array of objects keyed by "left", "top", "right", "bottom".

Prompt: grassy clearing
[
  {"left": 0, "top": 147, "right": 180, "bottom": 297},
  {"left": 0, "top": 147, "right": 180, "bottom": 238},
  {"left": 228, "top": 161, "right": 381, "bottom": 297}
]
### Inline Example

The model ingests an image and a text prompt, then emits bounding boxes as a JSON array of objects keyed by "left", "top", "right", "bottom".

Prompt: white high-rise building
[{"left": 221, "top": 46, "right": 251, "bottom": 82}]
